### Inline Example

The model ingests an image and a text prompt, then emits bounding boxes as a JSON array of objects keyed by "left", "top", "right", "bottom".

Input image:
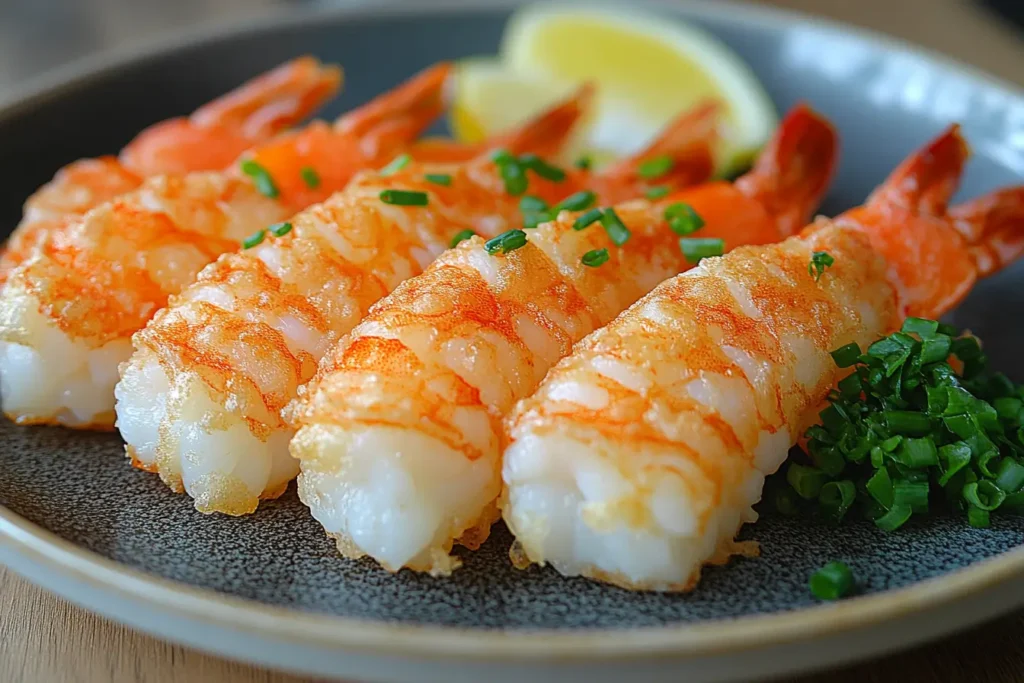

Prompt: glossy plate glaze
[{"left": 1, "top": 1, "right": 1023, "bottom": 681}]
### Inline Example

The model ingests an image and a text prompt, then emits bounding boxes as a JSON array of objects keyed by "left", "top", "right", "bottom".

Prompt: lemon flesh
[{"left": 451, "top": 4, "right": 777, "bottom": 174}]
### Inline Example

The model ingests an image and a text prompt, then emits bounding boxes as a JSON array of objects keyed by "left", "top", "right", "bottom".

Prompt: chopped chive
[
  {"left": 299, "top": 166, "right": 321, "bottom": 189},
  {"left": 573, "top": 208, "right": 603, "bottom": 231},
  {"left": 581, "top": 248, "right": 609, "bottom": 268},
  {"left": 645, "top": 186, "right": 670, "bottom": 200},
  {"left": 809, "top": 561, "right": 855, "bottom": 600},
  {"left": 449, "top": 229, "right": 476, "bottom": 248},
  {"left": 787, "top": 463, "right": 828, "bottom": 500},
  {"left": 484, "top": 229, "right": 528, "bottom": 255},
  {"left": 920, "top": 335, "right": 952, "bottom": 364},
  {"left": 894, "top": 437, "right": 938, "bottom": 468},
  {"left": 819, "top": 480, "right": 856, "bottom": 521},
  {"left": 599, "top": 208, "right": 631, "bottom": 246},
  {"left": 680, "top": 237, "right": 724, "bottom": 264},
  {"left": 242, "top": 229, "right": 266, "bottom": 249},
  {"left": 491, "top": 149, "right": 515, "bottom": 164},
  {"left": 500, "top": 161, "right": 528, "bottom": 196},
  {"left": 874, "top": 504, "right": 913, "bottom": 531},
  {"left": 865, "top": 467, "right": 894, "bottom": 508},
  {"left": 902, "top": 317, "right": 939, "bottom": 338},
  {"left": 638, "top": 154, "right": 675, "bottom": 180},
  {"left": 424, "top": 173, "right": 452, "bottom": 186},
  {"left": 808, "top": 250, "right": 835, "bottom": 281},
  {"left": 519, "top": 153, "right": 566, "bottom": 182},
  {"left": 573, "top": 155, "right": 592, "bottom": 171},
  {"left": 523, "top": 211, "right": 551, "bottom": 229},
  {"left": 830, "top": 343, "right": 862, "bottom": 368},
  {"left": 938, "top": 442, "right": 972, "bottom": 486},
  {"left": 994, "top": 458, "right": 1024, "bottom": 493},
  {"left": 520, "top": 195, "right": 550, "bottom": 213},
  {"left": 893, "top": 479, "right": 930, "bottom": 512},
  {"left": 240, "top": 160, "right": 279, "bottom": 198},
  {"left": 554, "top": 190, "right": 596, "bottom": 213},
  {"left": 379, "top": 189, "right": 429, "bottom": 206},
  {"left": 664, "top": 202, "right": 705, "bottom": 236},
  {"left": 967, "top": 505, "right": 991, "bottom": 528},
  {"left": 379, "top": 153, "right": 411, "bottom": 176},
  {"left": 269, "top": 221, "right": 293, "bottom": 237},
  {"left": 884, "top": 411, "right": 932, "bottom": 437},
  {"left": 963, "top": 480, "right": 1006, "bottom": 511}
]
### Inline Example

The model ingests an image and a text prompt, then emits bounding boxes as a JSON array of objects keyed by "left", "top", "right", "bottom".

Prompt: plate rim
[{"left": 1, "top": 0, "right": 1023, "bottom": 665}]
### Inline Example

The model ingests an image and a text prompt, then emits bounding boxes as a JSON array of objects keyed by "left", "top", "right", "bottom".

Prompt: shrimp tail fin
[
  {"left": 869, "top": 124, "right": 970, "bottom": 216},
  {"left": 951, "top": 186, "right": 1024, "bottom": 278},
  {"left": 190, "top": 56, "right": 343, "bottom": 137},
  {"left": 335, "top": 63, "right": 452, "bottom": 159},
  {"left": 482, "top": 83, "right": 594, "bottom": 159},
  {"left": 411, "top": 84, "right": 593, "bottom": 164},
  {"left": 119, "top": 57, "right": 343, "bottom": 176},
  {"left": 833, "top": 128, "right": 1014, "bottom": 320},
  {"left": 600, "top": 99, "right": 719, "bottom": 190},
  {"left": 734, "top": 103, "right": 839, "bottom": 237}
]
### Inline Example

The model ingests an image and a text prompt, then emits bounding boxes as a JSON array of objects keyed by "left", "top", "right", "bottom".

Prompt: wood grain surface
[{"left": 2, "top": 1, "right": 1023, "bottom": 682}]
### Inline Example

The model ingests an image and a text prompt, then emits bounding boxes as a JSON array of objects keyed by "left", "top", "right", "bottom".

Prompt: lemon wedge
[
  {"left": 450, "top": 4, "right": 776, "bottom": 174},
  {"left": 449, "top": 57, "right": 599, "bottom": 164}
]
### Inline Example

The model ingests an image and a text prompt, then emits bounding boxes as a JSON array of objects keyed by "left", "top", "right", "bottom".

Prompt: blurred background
[{"left": 1, "top": 0, "right": 1023, "bottom": 96}]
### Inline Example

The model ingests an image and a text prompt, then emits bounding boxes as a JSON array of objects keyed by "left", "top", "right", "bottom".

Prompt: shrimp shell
[
  {"left": 287, "top": 106, "right": 840, "bottom": 574},
  {"left": 115, "top": 98, "right": 723, "bottom": 516},
  {"left": 0, "top": 65, "right": 454, "bottom": 429},
  {"left": 1, "top": 57, "right": 342, "bottom": 281},
  {"left": 502, "top": 223, "right": 895, "bottom": 590}
]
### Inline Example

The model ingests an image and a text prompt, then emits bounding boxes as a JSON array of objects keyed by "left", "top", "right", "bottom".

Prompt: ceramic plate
[{"left": 1, "top": 1, "right": 1023, "bottom": 681}]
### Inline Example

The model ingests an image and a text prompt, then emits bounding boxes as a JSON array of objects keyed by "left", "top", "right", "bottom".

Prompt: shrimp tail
[
  {"left": 482, "top": 83, "right": 595, "bottom": 158},
  {"left": 951, "top": 186, "right": 1024, "bottom": 278},
  {"left": 190, "top": 56, "right": 343, "bottom": 137},
  {"left": 734, "top": 103, "right": 839, "bottom": 236},
  {"left": 831, "top": 126, "right": 1022, "bottom": 320},
  {"left": 120, "top": 57, "right": 342, "bottom": 176},
  {"left": 410, "top": 84, "right": 593, "bottom": 164},
  {"left": 334, "top": 63, "right": 451, "bottom": 160},
  {"left": 868, "top": 124, "right": 969, "bottom": 216},
  {"left": 600, "top": 99, "right": 719, "bottom": 190}
]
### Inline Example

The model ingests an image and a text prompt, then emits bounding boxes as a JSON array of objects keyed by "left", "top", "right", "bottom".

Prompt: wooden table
[{"left": 1, "top": 1, "right": 1023, "bottom": 681}]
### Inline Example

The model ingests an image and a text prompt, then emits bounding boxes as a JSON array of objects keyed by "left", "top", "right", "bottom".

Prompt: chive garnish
[
  {"left": 783, "top": 317, "right": 1024, "bottom": 531},
  {"left": 242, "top": 229, "right": 266, "bottom": 249},
  {"left": 379, "top": 189, "right": 429, "bottom": 206},
  {"left": 664, "top": 202, "right": 705, "bottom": 236},
  {"left": 500, "top": 160, "right": 528, "bottom": 196},
  {"left": 599, "top": 208, "right": 631, "bottom": 246},
  {"left": 574, "top": 155, "right": 592, "bottom": 171},
  {"left": 425, "top": 173, "right": 452, "bottom": 186},
  {"left": 581, "top": 248, "right": 609, "bottom": 268},
  {"left": 809, "top": 250, "right": 835, "bottom": 281},
  {"left": 520, "top": 195, "right": 550, "bottom": 213},
  {"left": 484, "top": 229, "right": 528, "bottom": 255},
  {"left": 492, "top": 149, "right": 570, "bottom": 196},
  {"left": 269, "top": 221, "right": 293, "bottom": 237},
  {"left": 645, "top": 186, "right": 670, "bottom": 200},
  {"left": 519, "top": 153, "right": 566, "bottom": 182},
  {"left": 809, "top": 561, "right": 855, "bottom": 600},
  {"left": 573, "top": 208, "right": 603, "bottom": 231},
  {"left": 379, "top": 153, "right": 411, "bottom": 176},
  {"left": 638, "top": 154, "right": 675, "bottom": 180},
  {"left": 450, "top": 229, "right": 476, "bottom": 248},
  {"left": 299, "top": 166, "right": 320, "bottom": 189},
  {"left": 680, "top": 237, "right": 723, "bottom": 264},
  {"left": 240, "top": 160, "right": 279, "bottom": 198},
  {"left": 553, "top": 190, "right": 596, "bottom": 214}
]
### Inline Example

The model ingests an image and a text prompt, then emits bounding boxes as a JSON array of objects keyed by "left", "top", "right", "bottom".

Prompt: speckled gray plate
[{"left": 1, "top": 1, "right": 1023, "bottom": 682}]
